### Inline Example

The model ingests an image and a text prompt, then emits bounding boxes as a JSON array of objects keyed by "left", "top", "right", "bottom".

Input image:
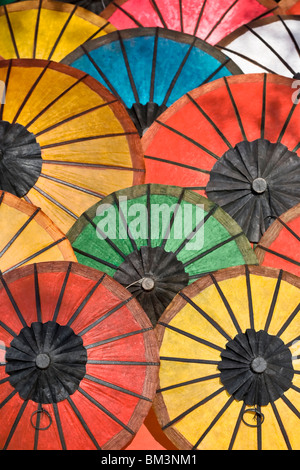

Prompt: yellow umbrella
[
  {"left": 0, "top": 0, "right": 115, "bottom": 62},
  {"left": 154, "top": 265, "right": 300, "bottom": 450},
  {"left": 0, "top": 191, "right": 76, "bottom": 275},
  {"left": 0, "top": 59, "right": 145, "bottom": 234}
]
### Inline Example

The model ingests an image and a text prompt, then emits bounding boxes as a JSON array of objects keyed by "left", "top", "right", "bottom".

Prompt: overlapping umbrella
[
  {"left": 142, "top": 73, "right": 300, "bottom": 243},
  {"left": 0, "top": 0, "right": 112, "bottom": 14},
  {"left": 62, "top": 27, "right": 242, "bottom": 135},
  {"left": 0, "top": 58, "right": 144, "bottom": 234},
  {"left": 100, "top": 0, "right": 277, "bottom": 45},
  {"left": 0, "top": 0, "right": 115, "bottom": 62},
  {"left": 0, "top": 261, "right": 159, "bottom": 450},
  {"left": 0, "top": 191, "right": 76, "bottom": 275},
  {"left": 255, "top": 203, "right": 300, "bottom": 276},
  {"left": 154, "top": 265, "right": 300, "bottom": 450},
  {"left": 67, "top": 184, "right": 258, "bottom": 325},
  {"left": 217, "top": 15, "right": 300, "bottom": 78}
]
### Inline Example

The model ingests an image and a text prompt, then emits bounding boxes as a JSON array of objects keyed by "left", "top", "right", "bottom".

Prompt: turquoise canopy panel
[{"left": 62, "top": 27, "right": 242, "bottom": 135}]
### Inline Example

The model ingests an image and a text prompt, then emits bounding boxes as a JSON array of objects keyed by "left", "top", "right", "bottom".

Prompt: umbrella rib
[
  {"left": 82, "top": 212, "right": 126, "bottom": 259},
  {"left": 217, "top": 44, "right": 277, "bottom": 74},
  {"left": 0, "top": 389, "right": 18, "bottom": 410},
  {"left": 33, "top": 0, "right": 42, "bottom": 59},
  {"left": 276, "top": 302, "right": 300, "bottom": 338},
  {"left": 158, "top": 321, "right": 224, "bottom": 352},
  {"left": 34, "top": 100, "right": 118, "bottom": 137},
  {"left": 256, "top": 244, "right": 300, "bottom": 267},
  {"left": 186, "top": 92, "right": 232, "bottom": 148},
  {"left": 40, "top": 173, "right": 106, "bottom": 199},
  {"left": 0, "top": 319, "right": 17, "bottom": 339},
  {"left": 66, "top": 396, "right": 101, "bottom": 450},
  {"left": 228, "top": 402, "right": 246, "bottom": 450},
  {"left": 32, "top": 185, "right": 78, "bottom": 219},
  {"left": 0, "top": 208, "right": 41, "bottom": 259},
  {"left": 264, "top": 269, "right": 283, "bottom": 332},
  {"left": 261, "top": 73, "right": 267, "bottom": 139},
  {"left": 78, "top": 386, "right": 135, "bottom": 435},
  {"left": 52, "top": 402, "right": 67, "bottom": 450},
  {"left": 245, "top": 265, "right": 255, "bottom": 330},
  {"left": 270, "top": 401, "right": 292, "bottom": 450},
  {"left": 85, "top": 374, "right": 152, "bottom": 401},
  {"left": 161, "top": 187, "right": 186, "bottom": 249},
  {"left": 278, "top": 16, "right": 300, "bottom": 59},
  {"left": 200, "top": 59, "right": 232, "bottom": 87},
  {"left": 151, "top": 1, "right": 168, "bottom": 29},
  {"left": 111, "top": 1, "right": 143, "bottom": 27},
  {"left": 182, "top": 231, "right": 244, "bottom": 267},
  {"left": 161, "top": 36, "right": 197, "bottom": 108},
  {"left": 0, "top": 269, "right": 27, "bottom": 329},
  {"left": 179, "top": 292, "right": 232, "bottom": 342},
  {"left": 23, "top": 73, "right": 89, "bottom": 130},
  {"left": 42, "top": 159, "right": 144, "bottom": 172},
  {"left": 204, "top": 0, "right": 239, "bottom": 42},
  {"left": 52, "top": 262, "right": 72, "bottom": 323},
  {"left": 155, "top": 119, "right": 220, "bottom": 160},
  {"left": 162, "top": 386, "right": 226, "bottom": 430},
  {"left": 144, "top": 154, "right": 211, "bottom": 174},
  {"left": 280, "top": 394, "right": 300, "bottom": 420},
  {"left": 2, "top": 237, "right": 68, "bottom": 275},
  {"left": 34, "top": 264, "right": 42, "bottom": 323},
  {"left": 149, "top": 28, "right": 159, "bottom": 103},
  {"left": 84, "top": 21, "right": 111, "bottom": 43},
  {"left": 192, "top": 396, "right": 235, "bottom": 449},
  {"left": 277, "top": 216, "right": 300, "bottom": 243},
  {"left": 76, "top": 296, "right": 133, "bottom": 335},
  {"left": 209, "top": 273, "right": 242, "bottom": 335},
  {"left": 2, "top": 399, "right": 28, "bottom": 450},
  {"left": 193, "top": 0, "right": 207, "bottom": 36},
  {"left": 113, "top": 192, "right": 138, "bottom": 252},
  {"left": 66, "top": 273, "right": 106, "bottom": 327},
  {"left": 3, "top": 5, "right": 19, "bottom": 59},
  {"left": 244, "top": 24, "right": 296, "bottom": 76},
  {"left": 47, "top": 5, "right": 78, "bottom": 61},
  {"left": 117, "top": 31, "right": 139, "bottom": 103},
  {"left": 157, "top": 373, "right": 221, "bottom": 393},
  {"left": 277, "top": 102, "right": 298, "bottom": 143},
  {"left": 223, "top": 76, "right": 247, "bottom": 141},
  {"left": 39, "top": 131, "right": 137, "bottom": 149},
  {"left": 73, "top": 247, "right": 119, "bottom": 270},
  {"left": 0, "top": 59, "right": 12, "bottom": 120},
  {"left": 83, "top": 327, "right": 152, "bottom": 345},
  {"left": 87, "top": 359, "right": 159, "bottom": 366}
]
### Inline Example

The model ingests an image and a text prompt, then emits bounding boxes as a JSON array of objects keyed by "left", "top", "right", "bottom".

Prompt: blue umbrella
[{"left": 62, "top": 27, "right": 242, "bottom": 135}]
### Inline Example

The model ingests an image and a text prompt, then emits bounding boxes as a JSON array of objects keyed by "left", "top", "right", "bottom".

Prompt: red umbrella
[
  {"left": 101, "top": 0, "right": 277, "bottom": 45},
  {"left": 0, "top": 261, "right": 159, "bottom": 450}
]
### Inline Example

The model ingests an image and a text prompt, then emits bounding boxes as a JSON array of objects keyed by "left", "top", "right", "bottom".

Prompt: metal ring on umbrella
[
  {"left": 61, "top": 27, "right": 242, "bottom": 136},
  {"left": 142, "top": 73, "right": 300, "bottom": 243},
  {"left": 0, "top": 0, "right": 115, "bottom": 62},
  {"left": 67, "top": 184, "right": 258, "bottom": 326},
  {"left": 255, "top": 203, "right": 300, "bottom": 276},
  {"left": 0, "top": 191, "right": 76, "bottom": 275},
  {"left": 217, "top": 15, "right": 300, "bottom": 79},
  {"left": 154, "top": 265, "right": 300, "bottom": 450},
  {"left": 0, "top": 58, "right": 145, "bottom": 234},
  {"left": 0, "top": 261, "right": 159, "bottom": 450},
  {"left": 100, "top": 0, "right": 277, "bottom": 45}
]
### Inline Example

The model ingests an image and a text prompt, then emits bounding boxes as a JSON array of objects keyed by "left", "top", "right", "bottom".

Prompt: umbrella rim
[
  {"left": 0, "top": 57, "right": 145, "bottom": 180},
  {"left": 141, "top": 72, "right": 295, "bottom": 150},
  {"left": 153, "top": 263, "right": 300, "bottom": 450},
  {"left": 66, "top": 183, "right": 258, "bottom": 267},
  {"left": 255, "top": 202, "right": 300, "bottom": 264},
  {"left": 0, "top": 260, "right": 160, "bottom": 450},
  {"left": 60, "top": 25, "right": 243, "bottom": 77},
  {"left": 0, "top": 190, "right": 77, "bottom": 271}
]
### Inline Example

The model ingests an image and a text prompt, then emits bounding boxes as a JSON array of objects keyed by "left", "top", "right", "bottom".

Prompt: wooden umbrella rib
[
  {"left": 161, "top": 188, "right": 186, "bottom": 250},
  {"left": 42, "top": 159, "right": 143, "bottom": 172},
  {"left": 157, "top": 373, "right": 221, "bottom": 393},
  {"left": 87, "top": 359, "right": 159, "bottom": 365},
  {"left": 85, "top": 374, "right": 152, "bottom": 401},
  {"left": 117, "top": 31, "right": 139, "bottom": 104},
  {"left": 151, "top": 0, "right": 168, "bottom": 29},
  {"left": 245, "top": 265, "right": 255, "bottom": 330},
  {"left": 113, "top": 192, "right": 138, "bottom": 252},
  {"left": 52, "top": 262, "right": 72, "bottom": 322},
  {"left": 83, "top": 327, "right": 152, "bottom": 346},
  {"left": 0, "top": 389, "right": 18, "bottom": 410},
  {"left": 149, "top": 28, "right": 159, "bottom": 103},
  {"left": 270, "top": 401, "right": 292, "bottom": 450},
  {"left": 223, "top": 76, "right": 247, "bottom": 141},
  {"left": 34, "top": 264, "right": 42, "bottom": 323},
  {"left": 277, "top": 102, "right": 298, "bottom": 143},
  {"left": 193, "top": 0, "right": 208, "bottom": 36},
  {"left": 78, "top": 386, "right": 135, "bottom": 435},
  {"left": 73, "top": 247, "right": 119, "bottom": 270},
  {"left": 112, "top": 1, "right": 143, "bottom": 27},
  {"left": 276, "top": 302, "right": 300, "bottom": 338},
  {"left": 278, "top": 16, "right": 300, "bottom": 59},
  {"left": 192, "top": 396, "right": 235, "bottom": 449},
  {"left": 277, "top": 217, "right": 300, "bottom": 242},
  {"left": 204, "top": 0, "right": 239, "bottom": 42},
  {"left": 0, "top": 319, "right": 17, "bottom": 339},
  {"left": 264, "top": 269, "right": 283, "bottom": 332},
  {"left": 280, "top": 394, "right": 300, "bottom": 420},
  {"left": 40, "top": 131, "right": 137, "bottom": 149},
  {"left": 228, "top": 402, "right": 246, "bottom": 450},
  {"left": 144, "top": 155, "right": 211, "bottom": 174},
  {"left": 40, "top": 173, "right": 106, "bottom": 199},
  {"left": 32, "top": 185, "right": 78, "bottom": 220},
  {"left": 217, "top": 44, "right": 277, "bottom": 74},
  {"left": 261, "top": 73, "right": 267, "bottom": 140},
  {"left": 0, "top": 274, "right": 27, "bottom": 328},
  {"left": 256, "top": 244, "right": 300, "bottom": 267},
  {"left": 4, "top": 5, "right": 19, "bottom": 59},
  {"left": 33, "top": 0, "right": 43, "bottom": 59},
  {"left": 66, "top": 396, "right": 101, "bottom": 450},
  {"left": 52, "top": 402, "right": 66, "bottom": 450},
  {"left": 47, "top": 5, "right": 78, "bottom": 61},
  {"left": 3, "top": 399, "right": 28, "bottom": 450}
]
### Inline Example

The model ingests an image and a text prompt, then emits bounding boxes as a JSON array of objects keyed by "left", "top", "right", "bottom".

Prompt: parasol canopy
[
  {"left": 62, "top": 27, "right": 242, "bottom": 135},
  {"left": 67, "top": 184, "right": 258, "bottom": 326},
  {"left": 100, "top": 0, "right": 277, "bottom": 45},
  {"left": 154, "top": 265, "right": 300, "bottom": 450},
  {"left": 0, "top": 261, "right": 159, "bottom": 450},
  {"left": 0, "top": 0, "right": 112, "bottom": 14},
  {"left": 0, "top": 58, "right": 144, "bottom": 234},
  {"left": 255, "top": 203, "right": 300, "bottom": 276},
  {"left": 217, "top": 15, "right": 300, "bottom": 78},
  {"left": 142, "top": 73, "right": 300, "bottom": 243},
  {"left": 0, "top": 0, "right": 115, "bottom": 62},
  {"left": 0, "top": 191, "right": 76, "bottom": 275}
]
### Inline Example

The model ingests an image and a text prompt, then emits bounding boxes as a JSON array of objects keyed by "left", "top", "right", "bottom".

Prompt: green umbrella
[{"left": 67, "top": 184, "right": 258, "bottom": 325}]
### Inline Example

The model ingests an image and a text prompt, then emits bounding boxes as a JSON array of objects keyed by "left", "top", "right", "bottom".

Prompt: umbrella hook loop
[
  {"left": 242, "top": 408, "right": 265, "bottom": 428},
  {"left": 30, "top": 407, "right": 52, "bottom": 430}
]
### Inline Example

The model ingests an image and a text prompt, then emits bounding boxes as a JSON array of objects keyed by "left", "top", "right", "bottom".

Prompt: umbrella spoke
[
  {"left": 223, "top": 76, "right": 247, "bottom": 141},
  {"left": 84, "top": 327, "right": 152, "bottom": 348},
  {"left": 157, "top": 373, "right": 221, "bottom": 393},
  {"left": 66, "top": 396, "right": 101, "bottom": 449},
  {"left": 204, "top": 0, "right": 238, "bottom": 42},
  {"left": 3, "top": 5, "right": 19, "bottom": 58},
  {"left": 2, "top": 399, "right": 28, "bottom": 450},
  {"left": 270, "top": 400, "right": 292, "bottom": 450},
  {"left": 47, "top": 5, "right": 78, "bottom": 62},
  {"left": 85, "top": 374, "right": 151, "bottom": 401},
  {"left": 264, "top": 269, "right": 283, "bottom": 332},
  {"left": 0, "top": 274, "right": 27, "bottom": 328},
  {"left": 52, "top": 262, "right": 72, "bottom": 323}
]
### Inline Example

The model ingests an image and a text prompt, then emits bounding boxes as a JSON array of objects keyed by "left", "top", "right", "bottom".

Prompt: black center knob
[
  {"left": 251, "top": 356, "right": 267, "bottom": 373},
  {"left": 141, "top": 277, "right": 155, "bottom": 291},
  {"left": 35, "top": 353, "right": 51, "bottom": 370},
  {"left": 252, "top": 177, "right": 267, "bottom": 194}
]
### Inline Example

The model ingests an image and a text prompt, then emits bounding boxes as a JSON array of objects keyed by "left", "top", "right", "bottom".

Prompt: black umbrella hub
[
  {"left": 219, "top": 329, "right": 294, "bottom": 407},
  {"left": 5, "top": 321, "right": 87, "bottom": 404},
  {"left": 0, "top": 120, "right": 42, "bottom": 198}
]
